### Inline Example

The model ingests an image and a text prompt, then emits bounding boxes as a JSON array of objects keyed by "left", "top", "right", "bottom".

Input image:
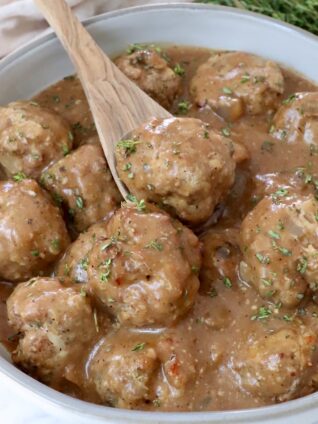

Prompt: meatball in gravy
[
  {"left": 41, "top": 144, "right": 121, "bottom": 232},
  {"left": 190, "top": 52, "right": 284, "bottom": 121},
  {"left": 0, "top": 179, "right": 69, "bottom": 282},
  {"left": 7, "top": 277, "right": 96, "bottom": 384},
  {"left": 0, "top": 101, "right": 73, "bottom": 179},
  {"left": 116, "top": 117, "right": 236, "bottom": 224},
  {"left": 87, "top": 203, "right": 201, "bottom": 327},
  {"left": 115, "top": 45, "right": 181, "bottom": 108}
]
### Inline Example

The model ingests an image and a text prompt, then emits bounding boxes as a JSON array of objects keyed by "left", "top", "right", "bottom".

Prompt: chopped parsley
[
  {"left": 278, "top": 246, "right": 292, "bottom": 256},
  {"left": 221, "top": 127, "right": 231, "bottom": 137},
  {"left": 297, "top": 256, "right": 308, "bottom": 274},
  {"left": 123, "top": 162, "right": 132, "bottom": 171},
  {"left": 31, "top": 250, "right": 40, "bottom": 257},
  {"left": 145, "top": 239, "right": 163, "bottom": 251},
  {"left": 100, "top": 258, "right": 112, "bottom": 283},
  {"left": 126, "top": 194, "right": 146, "bottom": 212},
  {"left": 132, "top": 342, "right": 146, "bottom": 352},
  {"left": 282, "top": 94, "right": 296, "bottom": 105},
  {"left": 51, "top": 238, "right": 60, "bottom": 252},
  {"left": 222, "top": 86, "right": 233, "bottom": 95},
  {"left": 62, "top": 144, "right": 70, "bottom": 156},
  {"left": 268, "top": 230, "right": 280, "bottom": 240},
  {"left": 174, "top": 63, "right": 185, "bottom": 76},
  {"left": 177, "top": 100, "right": 191, "bottom": 114},
  {"left": 76, "top": 196, "right": 84, "bottom": 209},
  {"left": 283, "top": 314, "right": 293, "bottom": 322},
  {"left": 208, "top": 287, "right": 218, "bottom": 298},
  {"left": 240, "top": 72, "right": 250, "bottom": 83},
  {"left": 251, "top": 306, "right": 272, "bottom": 321},
  {"left": 271, "top": 188, "right": 288, "bottom": 202},
  {"left": 117, "top": 139, "right": 140, "bottom": 156},
  {"left": 223, "top": 277, "right": 232, "bottom": 288},
  {"left": 255, "top": 253, "right": 270, "bottom": 264},
  {"left": 13, "top": 172, "right": 27, "bottom": 182},
  {"left": 80, "top": 257, "right": 89, "bottom": 271}
]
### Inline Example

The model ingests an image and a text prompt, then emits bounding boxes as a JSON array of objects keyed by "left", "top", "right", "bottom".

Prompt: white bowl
[{"left": 1, "top": 3, "right": 318, "bottom": 423}]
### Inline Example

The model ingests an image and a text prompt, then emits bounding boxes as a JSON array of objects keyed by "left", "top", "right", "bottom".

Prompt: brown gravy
[{"left": 1, "top": 45, "right": 318, "bottom": 412}]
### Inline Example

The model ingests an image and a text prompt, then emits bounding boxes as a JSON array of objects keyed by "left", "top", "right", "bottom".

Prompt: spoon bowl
[{"left": 34, "top": 0, "right": 171, "bottom": 199}]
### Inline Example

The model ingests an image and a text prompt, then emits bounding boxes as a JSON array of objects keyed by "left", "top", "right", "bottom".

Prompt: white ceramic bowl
[{"left": 1, "top": 3, "right": 318, "bottom": 423}]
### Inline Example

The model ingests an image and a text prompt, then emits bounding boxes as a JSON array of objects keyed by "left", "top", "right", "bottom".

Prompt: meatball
[
  {"left": 87, "top": 203, "right": 201, "bottom": 327},
  {"left": 0, "top": 101, "right": 73, "bottom": 178},
  {"left": 115, "top": 117, "right": 236, "bottom": 224},
  {"left": 41, "top": 144, "right": 121, "bottom": 232},
  {"left": 240, "top": 194, "right": 318, "bottom": 307},
  {"left": 190, "top": 52, "right": 284, "bottom": 121},
  {"left": 232, "top": 326, "right": 317, "bottom": 401},
  {"left": 0, "top": 179, "right": 70, "bottom": 282},
  {"left": 89, "top": 329, "right": 196, "bottom": 408},
  {"left": 7, "top": 277, "right": 96, "bottom": 383},
  {"left": 34, "top": 75, "right": 96, "bottom": 146},
  {"left": 115, "top": 46, "right": 181, "bottom": 108},
  {"left": 272, "top": 92, "right": 318, "bottom": 144},
  {"left": 55, "top": 220, "right": 109, "bottom": 284}
]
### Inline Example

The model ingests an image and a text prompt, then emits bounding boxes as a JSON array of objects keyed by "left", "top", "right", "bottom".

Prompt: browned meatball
[
  {"left": 87, "top": 203, "right": 201, "bottom": 327},
  {"left": 41, "top": 144, "right": 121, "bottom": 232},
  {"left": 34, "top": 75, "right": 96, "bottom": 146},
  {"left": 115, "top": 46, "right": 181, "bottom": 109},
  {"left": 115, "top": 117, "right": 236, "bottom": 224},
  {"left": 0, "top": 179, "right": 70, "bottom": 282},
  {"left": 240, "top": 194, "right": 318, "bottom": 307},
  {"left": 272, "top": 92, "right": 318, "bottom": 144},
  {"left": 232, "top": 326, "right": 317, "bottom": 401},
  {"left": 7, "top": 277, "right": 96, "bottom": 383},
  {"left": 190, "top": 52, "right": 284, "bottom": 121},
  {"left": 88, "top": 329, "right": 196, "bottom": 408},
  {"left": 55, "top": 220, "right": 109, "bottom": 284},
  {"left": 0, "top": 101, "right": 73, "bottom": 178}
]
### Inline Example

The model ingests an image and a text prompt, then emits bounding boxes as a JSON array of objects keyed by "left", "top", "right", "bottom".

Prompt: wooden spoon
[{"left": 34, "top": 0, "right": 171, "bottom": 198}]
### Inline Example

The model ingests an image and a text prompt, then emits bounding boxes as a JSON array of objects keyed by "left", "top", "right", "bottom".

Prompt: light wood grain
[{"left": 34, "top": 0, "right": 171, "bottom": 198}]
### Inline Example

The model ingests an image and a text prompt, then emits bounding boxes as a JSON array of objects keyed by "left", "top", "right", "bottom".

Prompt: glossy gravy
[{"left": 1, "top": 45, "right": 318, "bottom": 412}]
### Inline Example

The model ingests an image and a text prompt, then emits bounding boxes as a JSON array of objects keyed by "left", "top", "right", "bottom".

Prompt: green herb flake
[
  {"left": 62, "top": 144, "right": 70, "bottom": 156},
  {"left": 177, "top": 100, "right": 191, "bottom": 114},
  {"left": 223, "top": 277, "right": 232, "bottom": 288},
  {"left": 31, "top": 250, "right": 40, "bottom": 257},
  {"left": 174, "top": 63, "right": 185, "bottom": 76},
  {"left": 261, "top": 140, "right": 274, "bottom": 153},
  {"left": 256, "top": 253, "right": 270, "bottom": 264},
  {"left": 132, "top": 342, "right": 146, "bottom": 352},
  {"left": 123, "top": 162, "right": 132, "bottom": 171},
  {"left": 76, "top": 196, "right": 84, "bottom": 209},
  {"left": 221, "top": 127, "right": 231, "bottom": 137},
  {"left": 251, "top": 306, "right": 271, "bottom": 321},
  {"left": 126, "top": 194, "right": 146, "bottom": 212},
  {"left": 240, "top": 72, "right": 250, "bottom": 83},
  {"left": 208, "top": 287, "right": 218, "bottom": 298},
  {"left": 191, "top": 265, "right": 199, "bottom": 275},
  {"left": 13, "top": 172, "right": 27, "bottom": 182},
  {"left": 222, "top": 86, "right": 233, "bottom": 95},
  {"left": 283, "top": 314, "right": 293, "bottom": 322},
  {"left": 80, "top": 257, "right": 89, "bottom": 271},
  {"left": 145, "top": 239, "right": 163, "bottom": 251},
  {"left": 100, "top": 258, "right": 112, "bottom": 283},
  {"left": 278, "top": 246, "right": 292, "bottom": 256},
  {"left": 282, "top": 94, "right": 296, "bottom": 105},
  {"left": 261, "top": 278, "right": 273, "bottom": 287},
  {"left": 117, "top": 139, "right": 140, "bottom": 156},
  {"left": 297, "top": 256, "right": 308, "bottom": 274},
  {"left": 51, "top": 238, "right": 60, "bottom": 252},
  {"left": 268, "top": 230, "right": 280, "bottom": 240},
  {"left": 68, "top": 131, "right": 74, "bottom": 142}
]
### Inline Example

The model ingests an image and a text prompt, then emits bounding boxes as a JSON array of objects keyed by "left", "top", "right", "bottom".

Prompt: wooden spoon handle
[{"left": 34, "top": 0, "right": 170, "bottom": 198}]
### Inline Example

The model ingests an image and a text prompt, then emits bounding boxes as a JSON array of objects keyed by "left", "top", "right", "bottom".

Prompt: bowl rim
[{"left": 1, "top": 2, "right": 318, "bottom": 422}]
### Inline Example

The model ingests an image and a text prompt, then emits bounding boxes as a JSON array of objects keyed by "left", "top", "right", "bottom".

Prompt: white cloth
[{"left": 0, "top": 0, "right": 193, "bottom": 57}]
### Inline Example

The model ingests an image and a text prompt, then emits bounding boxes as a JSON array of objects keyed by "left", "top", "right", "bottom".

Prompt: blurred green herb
[{"left": 198, "top": 0, "right": 318, "bottom": 35}]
